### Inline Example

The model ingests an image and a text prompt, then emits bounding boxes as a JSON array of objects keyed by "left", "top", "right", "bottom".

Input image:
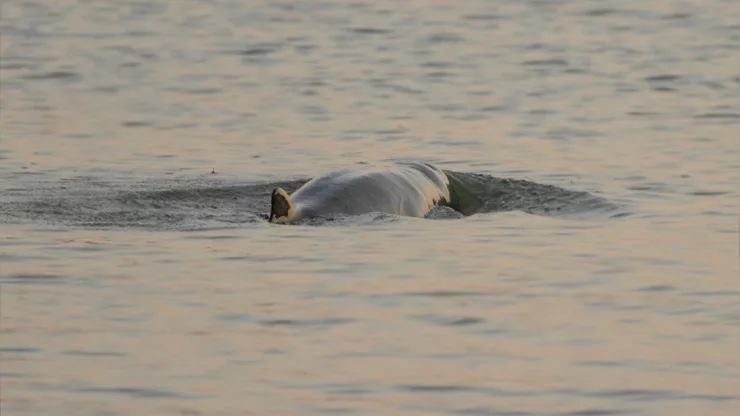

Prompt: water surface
[{"left": 1, "top": 0, "right": 738, "bottom": 415}]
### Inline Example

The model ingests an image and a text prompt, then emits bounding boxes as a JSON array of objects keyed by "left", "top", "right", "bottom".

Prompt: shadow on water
[{"left": 0, "top": 170, "right": 628, "bottom": 230}]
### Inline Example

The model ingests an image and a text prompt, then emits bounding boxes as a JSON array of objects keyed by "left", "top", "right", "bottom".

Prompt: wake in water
[
  {"left": 443, "top": 170, "right": 626, "bottom": 219},
  {"left": 0, "top": 170, "right": 628, "bottom": 230}
]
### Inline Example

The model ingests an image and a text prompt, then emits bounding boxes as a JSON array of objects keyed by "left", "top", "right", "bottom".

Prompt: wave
[{"left": 0, "top": 170, "right": 629, "bottom": 230}]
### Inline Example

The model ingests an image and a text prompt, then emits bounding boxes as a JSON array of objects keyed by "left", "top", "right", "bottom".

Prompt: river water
[{"left": 1, "top": 0, "right": 738, "bottom": 415}]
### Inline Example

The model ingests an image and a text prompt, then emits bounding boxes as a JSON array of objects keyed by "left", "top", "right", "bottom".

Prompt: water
[{"left": 1, "top": 0, "right": 738, "bottom": 415}]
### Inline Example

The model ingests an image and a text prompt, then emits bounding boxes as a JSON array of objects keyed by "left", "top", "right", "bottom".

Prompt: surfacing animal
[{"left": 268, "top": 161, "right": 457, "bottom": 224}]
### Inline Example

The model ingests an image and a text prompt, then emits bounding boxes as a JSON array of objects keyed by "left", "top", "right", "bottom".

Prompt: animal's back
[{"left": 290, "top": 162, "right": 450, "bottom": 220}]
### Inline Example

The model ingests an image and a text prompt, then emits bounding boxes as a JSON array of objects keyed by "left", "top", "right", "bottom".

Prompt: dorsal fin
[{"left": 269, "top": 187, "right": 296, "bottom": 223}]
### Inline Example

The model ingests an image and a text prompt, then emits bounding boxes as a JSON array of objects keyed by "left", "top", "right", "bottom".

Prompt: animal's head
[{"left": 269, "top": 187, "right": 295, "bottom": 224}]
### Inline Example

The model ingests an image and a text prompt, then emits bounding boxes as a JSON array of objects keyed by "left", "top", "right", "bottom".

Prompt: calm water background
[{"left": 1, "top": 0, "right": 739, "bottom": 415}]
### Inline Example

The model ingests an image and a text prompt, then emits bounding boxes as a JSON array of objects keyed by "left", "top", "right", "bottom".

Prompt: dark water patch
[
  {"left": 182, "top": 234, "right": 243, "bottom": 240},
  {"left": 703, "top": 81, "right": 727, "bottom": 90},
  {"left": 121, "top": 121, "right": 151, "bottom": 127},
  {"left": 447, "top": 317, "right": 486, "bottom": 326},
  {"left": 427, "top": 103, "right": 464, "bottom": 112},
  {"left": 586, "top": 301, "right": 646, "bottom": 312},
  {"left": 626, "top": 182, "right": 675, "bottom": 193},
  {"left": 688, "top": 190, "right": 730, "bottom": 196},
  {"left": 292, "top": 77, "right": 324, "bottom": 88},
  {"left": 259, "top": 317, "right": 354, "bottom": 328},
  {"left": 580, "top": 389, "right": 738, "bottom": 402},
  {"left": 270, "top": 15, "right": 300, "bottom": 23},
  {"left": 349, "top": 27, "right": 392, "bottom": 34},
  {"left": 20, "top": 71, "right": 79, "bottom": 80},
  {"left": 637, "top": 285, "right": 675, "bottom": 292},
  {"left": 662, "top": 13, "right": 692, "bottom": 20},
  {"left": 0, "top": 238, "right": 55, "bottom": 247},
  {"left": 664, "top": 307, "right": 708, "bottom": 316},
  {"left": 0, "top": 274, "right": 66, "bottom": 285},
  {"left": 412, "top": 314, "right": 486, "bottom": 326},
  {"left": 522, "top": 59, "right": 569, "bottom": 67},
  {"left": 688, "top": 290, "right": 740, "bottom": 297},
  {"left": 344, "top": 128, "right": 406, "bottom": 136},
  {"left": 0, "top": 347, "right": 41, "bottom": 353},
  {"left": 125, "top": 29, "right": 155, "bottom": 37},
  {"left": 0, "top": 253, "right": 51, "bottom": 262},
  {"left": 693, "top": 333, "right": 727, "bottom": 342},
  {"left": 61, "top": 350, "right": 125, "bottom": 357},
  {"left": 71, "top": 386, "right": 200, "bottom": 399},
  {"left": 645, "top": 74, "right": 681, "bottom": 82},
  {"left": 693, "top": 112, "right": 738, "bottom": 120},
  {"left": 90, "top": 85, "right": 121, "bottom": 93},
  {"left": 9, "top": 170, "right": 53, "bottom": 177},
  {"left": 294, "top": 43, "right": 317, "bottom": 53},
  {"left": 549, "top": 279, "right": 604, "bottom": 289},
  {"left": 529, "top": 108, "right": 555, "bottom": 115},
  {"left": 403, "top": 291, "right": 491, "bottom": 298},
  {"left": 421, "top": 61, "right": 456, "bottom": 69},
  {"left": 327, "top": 388, "right": 373, "bottom": 396},
  {"left": 47, "top": 244, "right": 109, "bottom": 252},
  {"left": 480, "top": 105, "right": 506, "bottom": 112},
  {"left": 427, "top": 33, "right": 463, "bottom": 43},
  {"left": 0, "top": 372, "right": 29, "bottom": 378},
  {"left": 652, "top": 86, "right": 677, "bottom": 92},
  {"left": 615, "top": 83, "right": 639, "bottom": 93},
  {"left": 277, "top": 381, "right": 374, "bottom": 395},
  {"left": 565, "top": 410, "right": 626, "bottom": 416},
  {"left": 312, "top": 408, "right": 359, "bottom": 414},
  {"left": 372, "top": 82, "right": 424, "bottom": 94},
  {"left": 456, "top": 406, "right": 534, "bottom": 415},
  {"left": 299, "top": 105, "right": 328, "bottom": 115},
  {"left": 546, "top": 127, "right": 602, "bottom": 139},
  {"left": 626, "top": 111, "right": 661, "bottom": 117},
  {"left": 527, "top": 88, "right": 558, "bottom": 98},
  {"left": 218, "top": 313, "right": 254, "bottom": 322},
  {"left": 218, "top": 256, "right": 259, "bottom": 261},
  {"left": 0, "top": 63, "right": 34, "bottom": 70},
  {"left": 576, "top": 360, "right": 624, "bottom": 367},
  {"left": 181, "top": 88, "right": 221, "bottom": 95},
  {"left": 63, "top": 133, "right": 93, "bottom": 139},
  {"left": 565, "top": 68, "right": 587, "bottom": 74},
  {"left": 240, "top": 46, "right": 279, "bottom": 56},
  {"left": 699, "top": 210, "right": 733, "bottom": 216},
  {"left": 462, "top": 14, "right": 503, "bottom": 21},
  {"left": 398, "top": 385, "right": 541, "bottom": 398},
  {"left": 525, "top": 43, "right": 550, "bottom": 51},
  {"left": 580, "top": 8, "right": 617, "bottom": 16},
  {"left": 430, "top": 139, "right": 481, "bottom": 147},
  {"left": 424, "top": 71, "right": 456, "bottom": 79},
  {"left": 398, "top": 384, "right": 481, "bottom": 393}
]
